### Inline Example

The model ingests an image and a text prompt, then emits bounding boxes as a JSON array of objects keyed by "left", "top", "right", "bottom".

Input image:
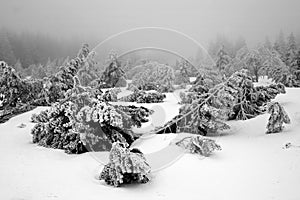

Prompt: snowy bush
[
  {"left": 175, "top": 135, "right": 221, "bottom": 156},
  {"left": 99, "top": 142, "right": 151, "bottom": 187},
  {"left": 119, "top": 89, "right": 166, "bottom": 103},
  {"left": 266, "top": 102, "right": 291, "bottom": 134}
]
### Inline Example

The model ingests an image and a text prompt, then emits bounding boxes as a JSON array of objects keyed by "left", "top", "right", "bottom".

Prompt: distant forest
[
  {"left": 0, "top": 27, "right": 299, "bottom": 81},
  {"left": 0, "top": 28, "right": 101, "bottom": 69}
]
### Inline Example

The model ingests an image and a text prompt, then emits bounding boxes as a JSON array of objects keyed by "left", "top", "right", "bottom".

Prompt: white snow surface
[{"left": 1, "top": 88, "right": 300, "bottom": 200}]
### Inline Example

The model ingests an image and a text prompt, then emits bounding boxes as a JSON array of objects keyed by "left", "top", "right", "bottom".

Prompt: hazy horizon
[{"left": 1, "top": 0, "right": 300, "bottom": 49}]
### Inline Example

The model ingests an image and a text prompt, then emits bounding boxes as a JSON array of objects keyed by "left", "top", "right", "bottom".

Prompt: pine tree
[{"left": 273, "top": 31, "right": 287, "bottom": 61}]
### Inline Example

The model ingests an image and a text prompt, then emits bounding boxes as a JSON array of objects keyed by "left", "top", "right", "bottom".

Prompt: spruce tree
[
  {"left": 285, "top": 33, "right": 298, "bottom": 67},
  {"left": 216, "top": 45, "right": 231, "bottom": 71},
  {"left": 97, "top": 51, "right": 127, "bottom": 88},
  {"left": 273, "top": 31, "right": 287, "bottom": 61},
  {"left": 290, "top": 50, "right": 300, "bottom": 81}
]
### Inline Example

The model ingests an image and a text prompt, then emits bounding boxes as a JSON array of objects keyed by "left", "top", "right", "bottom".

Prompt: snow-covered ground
[{"left": 1, "top": 88, "right": 300, "bottom": 200}]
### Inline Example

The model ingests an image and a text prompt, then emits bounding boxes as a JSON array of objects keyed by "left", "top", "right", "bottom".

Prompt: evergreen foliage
[
  {"left": 0, "top": 61, "right": 50, "bottom": 123},
  {"left": 130, "top": 62, "right": 175, "bottom": 92},
  {"left": 99, "top": 142, "right": 151, "bottom": 187},
  {"left": 266, "top": 102, "right": 291, "bottom": 134},
  {"left": 96, "top": 51, "right": 127, "bottom": 88},
  {"left": 31, "top": 76, "right": 153, "bottom": 153},
  {"left": 156, "top": 69, "right": 286, "bottom": 136},
  {"left": 216, "top": 45, "right": 231, "bottom": 71},
  {"left": 175, "top": 135, "right": 221, "bottom": 156},
  {"left": 119, "top": 89, "right": 166, "bottom": 103},
  {"left": 174, "top": 59, "right": 190, "bottom": 85}
]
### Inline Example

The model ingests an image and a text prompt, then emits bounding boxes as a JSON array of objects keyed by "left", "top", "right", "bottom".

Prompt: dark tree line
[{"left": 0, "top": 28, "right": 95, "bottom": 68}]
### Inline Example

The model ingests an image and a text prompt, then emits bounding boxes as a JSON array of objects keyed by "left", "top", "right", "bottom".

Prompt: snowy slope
[{"left": 0, "top": 89, "right": 300, "bottom": 200}]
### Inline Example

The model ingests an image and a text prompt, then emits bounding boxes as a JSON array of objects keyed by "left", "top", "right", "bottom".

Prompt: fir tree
[
  {"left": 78, "top": 51, "right": 101, "bottom": 86},
  {"left": 273, "top": 31, "right": 287, "bottom": 61},
  {"left": 243, "top": 48, "right": 263, "bottom": 82},
  {"left": 285, "top": 33, "right": 298, "bottom": 67},
  {"left": 290, "top": 50, "right": 300, "bottom": 81},
  {"left": 174, "top": 59, "right": 190, "bottom": 85},
  {"left": 97, "top": 51, "right": 127, "bottom": 88},
  {"left": 216, "top": 45, "right": 231, "bottom": 71}
]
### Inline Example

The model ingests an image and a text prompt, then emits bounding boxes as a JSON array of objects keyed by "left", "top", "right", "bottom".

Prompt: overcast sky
[{"left": 0, "top": 0, "right": 300, "bottom": 47}]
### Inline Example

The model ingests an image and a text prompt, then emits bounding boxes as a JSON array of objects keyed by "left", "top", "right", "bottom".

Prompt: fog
[{"left": 1, "top": 0, "right": 300, "bottom": 48}]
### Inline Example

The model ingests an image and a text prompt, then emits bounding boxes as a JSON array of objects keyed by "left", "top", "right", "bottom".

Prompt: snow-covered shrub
[
  {"left": 119, "top": 89, "right": 166, "bottom": 103},
  {"left": 31, "top": 101, "right": 87, "bottom": 154},
  {"left": 99, "top": 142, "right": 151, "bottom": 187},
  {"left": 266, "top": 102, "right": 290, "bottom": 134},
  {"left": 32, "top": 100, "right": 89, "bottom": 153},
  {"left": 130, "top": 62, "right": 175, "bottom": 92},
  {"left": 114, "top": 105, "right": 153, "bottom": 129},
  {"left": 175, "top": 135, "right": 221, "bottom": 156}
]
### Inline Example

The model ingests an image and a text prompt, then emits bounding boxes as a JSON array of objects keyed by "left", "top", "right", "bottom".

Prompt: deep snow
[{"left": 0, "top": 88, "right": 300, "bottom": 200}]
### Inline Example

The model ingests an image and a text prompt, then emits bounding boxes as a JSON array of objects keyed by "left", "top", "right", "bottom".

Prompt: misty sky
[{"left": 1, "top": 0, "right": 300, "bottom": 47}]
